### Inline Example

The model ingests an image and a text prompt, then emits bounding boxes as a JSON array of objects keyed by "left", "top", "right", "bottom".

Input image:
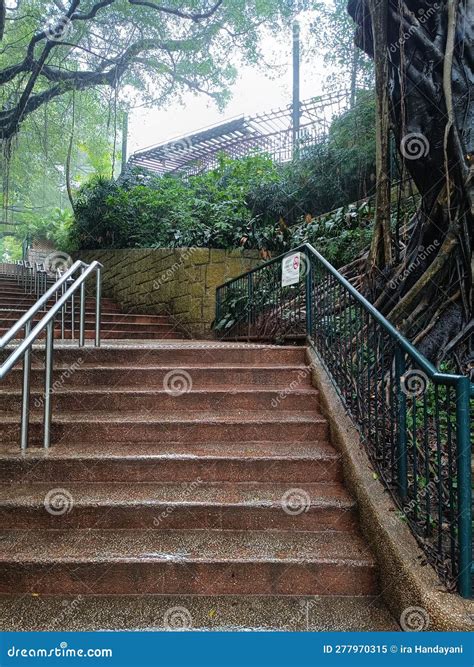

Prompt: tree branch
[{"left": 128, "top": 0, "right": 223, "bottom": 22}]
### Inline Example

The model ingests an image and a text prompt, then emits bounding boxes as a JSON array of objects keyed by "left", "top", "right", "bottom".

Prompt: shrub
[{"left": 70, "top": 92, "right": 378, "bottom": 267}]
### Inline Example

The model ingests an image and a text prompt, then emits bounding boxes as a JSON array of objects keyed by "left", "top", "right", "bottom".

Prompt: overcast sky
[{"left": 127, "top": 13, "right": 327, "bottom": 155}]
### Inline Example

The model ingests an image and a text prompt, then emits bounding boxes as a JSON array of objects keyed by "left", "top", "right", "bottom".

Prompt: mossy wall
[{"left": 79, "top": 248, "right": 261, "bottom": 338}]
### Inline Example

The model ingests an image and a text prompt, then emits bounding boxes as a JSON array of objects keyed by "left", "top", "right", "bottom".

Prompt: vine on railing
[{"left": 214, "top": 244, "right": 473, "bottom": 598}]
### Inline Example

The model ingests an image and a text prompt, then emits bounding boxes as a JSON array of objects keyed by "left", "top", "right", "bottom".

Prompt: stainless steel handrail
[
  {"left": 1, "top": 260, "right": 91, "bottom": 348},
  {"left": 0, "top": 259, "right": 102, "bottom": 449}
]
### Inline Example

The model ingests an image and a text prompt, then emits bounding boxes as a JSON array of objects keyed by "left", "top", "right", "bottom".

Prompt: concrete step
[
  {"left": 0, "top": 314, "right": 177, "bottom": 333},
  {"left": 0, "top": 481, "right": 355, "bottom": 531},
  {"left": 26, "top": 344, "right": 308, "bottom": 367},
  {"left": 0, "top": 529, "right": 378, "bottom": 595},
  {"left": 0, "top": 440, "right": 341, "bottom": 483},
  {"left": 0, "top": 309, "right": 172, "bottom": 325},
  {"left": 0, "top": 291, "right": 118, "bottom": 308},
  {"left": 0, "top": 594, "right": 398, "bottom": 631},
  {"left": 0, "top": 327, "right": 181, "bottom": 340},
  {"left": 0, "top": 387, "right": 319, "bottom": 413},
  {"left": 0, "top": 410, "right": 329, "bottom": 445},
  {"left": 1, "top": 365, "right": 314, "bottom": 389}
]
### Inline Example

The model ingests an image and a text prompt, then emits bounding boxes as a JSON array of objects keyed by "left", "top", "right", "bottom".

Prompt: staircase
[
  {"left": 0, "top": 274, "right": 182, "bottom": 340},
  {"left": 0, "top": 333, "right": 396, "bottom": 630}
]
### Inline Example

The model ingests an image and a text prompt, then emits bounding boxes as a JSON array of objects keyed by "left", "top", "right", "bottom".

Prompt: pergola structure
[{"left": 129, "top": 90, "right": 350, "bottom": 176}]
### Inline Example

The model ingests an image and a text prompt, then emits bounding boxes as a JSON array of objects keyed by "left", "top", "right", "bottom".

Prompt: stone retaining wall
[{"left": 79, "top": 248, "right": 261, "bottom": 338}]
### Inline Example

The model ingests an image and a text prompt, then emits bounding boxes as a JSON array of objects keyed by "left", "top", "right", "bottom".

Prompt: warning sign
[{"left": 281, "top": 252, "right": 301, "bottom": 287}]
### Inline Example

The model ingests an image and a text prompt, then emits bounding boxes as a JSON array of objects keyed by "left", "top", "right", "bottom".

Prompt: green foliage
[
  {"left": 0, "top": 236, "right": 22, "bottom": 262},
  {"left": 71, "top": 154, "right": 280, "bottom": 250},
  {"left": 71, "top": 93, "right": 377, "bottom": 265},
  {"left": 0, "top": 0, "right": 303, "bottom": 247}
]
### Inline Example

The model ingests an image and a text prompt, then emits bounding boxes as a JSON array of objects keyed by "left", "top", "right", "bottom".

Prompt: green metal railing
[{"left": 214, "top": 243, "right": 473, "bottom": 598}]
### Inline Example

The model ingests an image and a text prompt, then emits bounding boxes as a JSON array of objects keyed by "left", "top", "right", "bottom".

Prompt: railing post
[
  {"left": 95, "top": 266, "right": 101, "bottom": 347},
  {"left": 20, "top": 322, "right": 32, "bottom": 450},
  {"left": 247, "top": 273, "right": 253, "bottom": 337},
  {"left": 215, "top": 287, "right": 222, "bottom": 325},
  {"left": 304, "top": 251, "right": 313, "bottom": 338},
  {"left": 455, "top": 376, "right": 472, "bottom": 598},
  {"left": 60, "top": 280, "right": 65, "bottom": 340},
  {"left": 79, "top": 268, "right": 86, "bottom": 347},
  {"left": 43, "top": 320, "right": 54, "bottom": 449},
  {"left": 395, "top": 346, "right": 408, "bottom": 501}
]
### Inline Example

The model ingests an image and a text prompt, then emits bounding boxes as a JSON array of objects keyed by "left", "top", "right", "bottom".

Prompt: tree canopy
[{"left": 0, "top": 0, "right": 302, "bottom": 142}]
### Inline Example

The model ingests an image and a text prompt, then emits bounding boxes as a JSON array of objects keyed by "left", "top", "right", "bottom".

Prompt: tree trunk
[
  {"left": 347, "top": 0, "right": 473, "bottom": 370},
  {"left": 367, "top": 0, "right": 392, "bottom": 276}
]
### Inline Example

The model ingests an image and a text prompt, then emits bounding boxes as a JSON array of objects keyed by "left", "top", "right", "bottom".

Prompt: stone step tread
[
  {"left": 0, "top": 440, "right": 337, "bottom": 460},
  {"left": 13, "top": 342, "right": 301, "bottom": 350},
  {"left": 0, "top": 594, "right": 398, "bottom": 631},
  {"left": 0, "top": 481, "right": 352, "bottom": 508},
  {"left": 0, "top": 330, "right": 180, "bottom": 338},
  {"left": 0, "top": 410, "right": 326, "bottom": 424},
  {"left": 0, "top": 309, "right": 171, "bottom": 321},
  {"left": 0, "top": 322, "right": 177, "bottom": 331},
  {"left": 0, "top": 529, "right": 375, "bottom": 565},
  {"left": 15, "top": 363, "right": 311, "bottom": 371},
  {"left": 0, "top": 387, "right": 318, "bottom": 398}
]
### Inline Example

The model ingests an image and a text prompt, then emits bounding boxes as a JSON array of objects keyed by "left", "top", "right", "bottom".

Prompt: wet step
[
  {"left": 0, "top": 328, "right": 182, "bottom": 340},
  {"left": 1, "top": 365, "right": 314, "bottom": 389},
  {"left": 0, "top": 594, "right": 399, "bottom": 631},
  {"left": 0, "top": 387, "right": 320, "bottom": 413},
  {"left": 24, "top": 344, "right": 308, "bottom": 367},
  {"left": 0, "top": 528, "right": 378, "bottom": 596},
  {"left": 0, "top": 440, "right": 341, "bottom": 483},
  {"left": 0, "top": 481, "right": 356, "bottom": 531},
  {"left": 0, "top": 309, "right": 172, "bottom": 325},
  {"left": 0, "top": 410, "right": 329, "bottom": 445},
  {"left": 0, "top": 315, "right": 177, "bottom": 333}
]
